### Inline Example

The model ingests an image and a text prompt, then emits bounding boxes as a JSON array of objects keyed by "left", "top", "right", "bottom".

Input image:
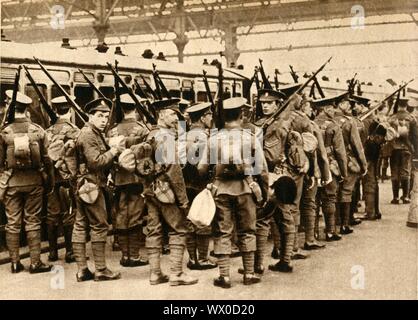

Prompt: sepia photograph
[{"left": 0, "top": 0, "right": 417, "bottom": 306}]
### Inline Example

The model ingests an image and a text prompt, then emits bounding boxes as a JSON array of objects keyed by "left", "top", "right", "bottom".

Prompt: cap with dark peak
[
  {"left": 312, "top": 92, "right": 349, "bottom": 109},
  {"left": 279, "top": 83, "right": 302, "bottom": 98},
  {"left": 258, "top": 89, "right": 286, "bottom": 102},
  {"left": 85, "top": 98, "right": 112, "bottom": 114},
  {"left": 142, "top": 49, "right": 154, "bottom": 59}
]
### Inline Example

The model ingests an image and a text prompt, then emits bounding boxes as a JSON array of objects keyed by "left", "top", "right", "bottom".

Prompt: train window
[
  {"left": 197, "top": 91, "right": 215, "bottom": 102},
  {"left": 26, "top": 68, "right": 70, "bottom": 84},
  {"left": 99, "top": 86, "right": 115, "bottom": 100},
  {"left": 74, "top": 86, "right": 94, "bottom": 111},
  {"left": 51, "top": 85, "right": 70, "bottom": 99},
  {"left": 25, "top": 84, "right": 50, "bottom": 128},
  {"left": 182, "top": 79, "right": 193, "bottom": 89},
  {"left": 182, "top": 89, "right": 195, "bottom": 103},
  {"left": 159, "top": 77, "right": 180, "bottom": 90},
  {"left": 169, "top": 90, "right": 181, "bottom": 98},
  {"left": 74, "top": 71, "right": 94, "bottom": 83}
]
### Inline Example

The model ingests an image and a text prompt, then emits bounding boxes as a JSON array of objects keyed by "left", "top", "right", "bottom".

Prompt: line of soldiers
[{"left": 1, "top": 79, "right": 417, "bottom": 288}]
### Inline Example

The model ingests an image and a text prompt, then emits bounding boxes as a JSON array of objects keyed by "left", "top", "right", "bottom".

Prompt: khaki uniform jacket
[
  {"left": 0, "top": 118, "right": 52, "bottom": 187},
  {"left": 335, "top": 113, "right": 367, "bottom": 173},
  {"left": 315, "top": 113, "right": 348, "bottom": 179},
  {"left": 76, "top": 122, "right": 114, "bottom": 187}
]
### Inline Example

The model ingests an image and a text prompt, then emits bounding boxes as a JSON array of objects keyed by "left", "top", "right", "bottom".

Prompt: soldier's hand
[{"left": 361, "top": 169, "right": 368, "bottom": 177}]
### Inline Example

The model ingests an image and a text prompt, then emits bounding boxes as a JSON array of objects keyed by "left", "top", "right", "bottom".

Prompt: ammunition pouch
[
  {"left": 245, "top": 176, "right": 263, "bottom": 205},
  {"left": 347, "top": 154, "right": 361, "bottom": 174},
  {"left": 325, "top": 147, "right": 341, "bottom": 177}
]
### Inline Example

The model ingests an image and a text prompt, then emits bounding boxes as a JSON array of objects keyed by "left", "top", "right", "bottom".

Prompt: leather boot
[
  {"left": 169, "top": 244, "right": 198, "bottom": 286},
  {"left": 92, "top": 241, "right": 121, "bottom": 281},
  {"left": 6, "top": 232, "right": 23, "bottom": 274},
  {"left": 47, "top": 225, "right": 59, "bottom": 262},
  {"left": 27, "top": 230, "right": 52, "bottom": 274},
  {"left": 401, "top": 179, "right": 411, "bottom": 203},
  {"left": 148, "top": 248, "right": 169, "bottom": 285},
  {"left": 391, "top": 180, "right": 400, "bottom": 204}
]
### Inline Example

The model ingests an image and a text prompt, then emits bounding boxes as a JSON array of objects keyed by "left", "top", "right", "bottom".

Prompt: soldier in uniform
[
  {"left": 0, "top": 91, "right": 53, "bottom": 274},
  {"left": 199, "top": 97, "right": 269, "bottom": 287},
  {"left": 250, "top": 89, "right": 297, "bottom": 273},
  {"left": 313, "top": 95, "right": 348, "bottom": 241},
  {"left": 183, "top": 102, "right": 217, "bottom": 270},
  {"left": 106, "top": 93, "right": 150, "bottom": 267},
  {"left": 388, "top": 97, "right": 418, "bottom": 204},
  {"left": 72, "top": 98, "right": 123, "bottom": 282},
  {"left": 45, "top": 96, "right": 79, "bottom": 263},
  {"left": 363, "top": 121, "right": 388, "bottom": 220},
  {"left": 292, "top": 95, "right": 329, "bottom": 250},
  {"left": 335, "top": 97, "right": 368, "bottom": 234},
  {"left": 143, "top": 98, "right": 198, "bottom": 286}
]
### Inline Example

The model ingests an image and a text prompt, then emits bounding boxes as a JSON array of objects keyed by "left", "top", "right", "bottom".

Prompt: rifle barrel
[{"left": 34, "top": 57, "right": 88, "bottom": 123}]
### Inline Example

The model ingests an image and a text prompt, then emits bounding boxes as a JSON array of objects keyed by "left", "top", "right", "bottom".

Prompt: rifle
[
  {"left": 202, "top": 70, "right": 215, "bottom": 113},
  {"left": 153, "top": 64, "right": 171, "bottom": 99},
  {"left": 107, "top": 63, "right": 156, "bottom": 128},
  {"left": 348, "top": 73, "right": 358, "bottom": 96},
  {"left": 134, "top": 79, "right": 149, "bottom": 100},
  {"left": 1, "top": 65, "right": 22, "bottom": 126},
  {"left": 232, "top": 79, "right": 237, "bottom": 97},
  {"left": 140, "top": 75, "right": 159, "bottom": 100},
  {"left": 259, "top": 59, "right": 272, "bottom": 90},
  {"left": 254, "top": 67, "right": 261, "bottom": 91},
  {"left": 1, "top": 66, "right": 21, "bottom": 126},
  {"left": 216, "top": 63, "right": 225, "bottom": 129},
  {"left": 261, "top": 57, "right": 333, "bottom": 131},
  {"left": 106, "top": 60, "right": 123, "bottom": 132},
  {"left": 34, "top": 57, "right": 88, "bottom": 123},
  {"left": 289, "top": 65, "right": 299, "bottom": 83},
  {"left": 152, "top": 64, "right": 162, "bottom": 100},
  {"left": 359, "top": 78, "right": 414, "bottom": 121},
  {"left": 274, "top": 69, "right": 279, "bottom": 90},
  {"left": 308, "top": 83, "right": 316, "bottom": 99},
  {"left": 23, "top": 65, "right": 58, "bottom": 125},
  {"left": 78, "top": 68, "right": 106, "bottom": 99},
  {"left": 254, "top": 68, "right": 263, "bottom": 120},
  {"left": 313, "top": 76, "right": 325, "bottom": 98}
]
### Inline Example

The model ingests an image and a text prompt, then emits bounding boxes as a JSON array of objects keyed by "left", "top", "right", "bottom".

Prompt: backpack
[{"left": 3, "top": 123, "right": 42, "bottom": 170}]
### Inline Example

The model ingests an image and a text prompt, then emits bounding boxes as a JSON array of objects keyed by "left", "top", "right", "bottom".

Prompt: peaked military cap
[
  {"left": 349, "top": 94, "right": 371, "bottom": 106},
  {"left": 178, "top": 98, "right": 191, "bottom": 113},
  {"left": 223, "top": 97, "right": 247, "bottom": 110},
  {"left": 51, "top": 95, "right": 75, "bottom": 111},
  {"left": 5, "top": 90, "right": 32, "bottom": 105},
  {"left": 151, "top": 98, "right": 181, "bottom": 111},
  {"left": 85, "top": 98, "right": 112, "bottom": 114},
  {"left": 278, "top": 83, "right": 302, "bottom": 98},
  {"left": 258, "top": 89, "right": 286, "bottom": 102},
  {"left": 186, "top": 102, "right": 212, "bottom": 115},
  {"left": 312, "top": 92, "right": 349, "bottom": 108},
  {"left": 119, "top": 93, "right": 147, "bottom": 105}
]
